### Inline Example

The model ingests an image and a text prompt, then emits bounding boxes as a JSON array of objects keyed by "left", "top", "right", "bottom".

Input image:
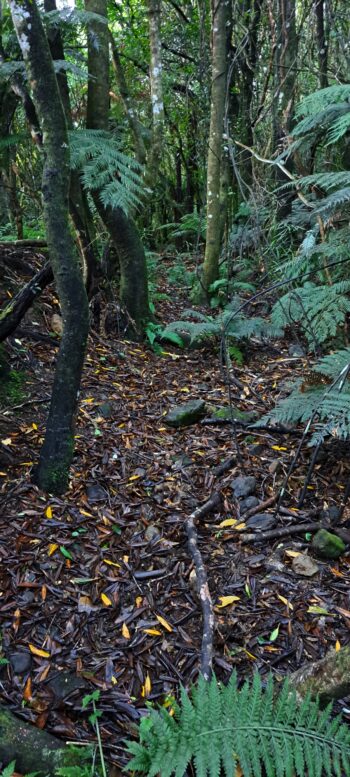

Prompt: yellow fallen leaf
[
  {"left": 48, "top": 543, "right": 58, "bottom": 557},
  {"left": 271, "top": 445, "right": 287, "bottom": 451},
  {"left": 143, "top": 628, "right": 162, "bottom": 636},
  {"left": 335, "top": 639, "right": 341, "bottom": 652},
  {"left": 1, "top": 438, "right": 11, "bottom": 446},
  {"left": 29, "top": 644, "right": 50, "bottom": 658},
  {"left": 285, "top": 550, "right": 301, "bottom": 558},
  {"left": 82, "top": 398, "right": 94, "bottom": 403},
  {"left": 128, "top": 474, "right": 141, "bottom": 482},
  {"left": 123, "top": 555, "right": 129, "bottom": 563},
  {"left": 32, "top": 423, "right": 38, "bottom": 430},
  {"left": 234, "top": 523, "right": 246, "bottom": 531},
  {"left": 101, "top": 593, "right": 112, "bottom": 607},
  {"left": 277, "top": 594, "right": 293, "bottom": 610},
  {"left": 219, "top": 518, "right": 237, "bottom": 528},
  {"left": 45, "top": 506, "right": 53, "bottom": 519},
  {"left": 141, "top": 673, "right": 151, "bottom": 697},
  {"left": 156, "top": 614, "right": 173, "bottom": 632},
  {"left": 135, "top": 596, "right": 143, "bottom": 607},
  {"left": 216, "top": 595, "right": 240, "bottom": 608},
  {"left": 80, "top": 509, "right": 94, "bottom": 517},
  {"left": 103, "top": 558, "right": 121, "bottom": 568},
  {"left": 242, "top": 648, "right": 257, "bottom": 660},
  {"left": 122, "top": 623, "right": 131, "bottom": 639}
]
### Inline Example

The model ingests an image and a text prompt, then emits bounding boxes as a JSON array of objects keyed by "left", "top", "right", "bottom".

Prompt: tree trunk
[
  {"left": 146, "top": 0, "right": 165, "bottom": 185},
  {"left": 85, "top": 0, "right": 150, "bottom": 336},
  {"left": 290, "top": 645, "right": 350, "bottom": 705},
  {"left": 202, "top": 0, "right": 230, "bottom": 296},
  {"left": 0, "top": 705, "right": 78, "bottom": 775},
  {"left": 315, "top": 0, "right": 328, "bottom": 89},
  {"left": 44, "top": 0, "right": 98, "bottom": 291},
  {"left": 9, "top": 0, "right": 89, "bottom": 496}
]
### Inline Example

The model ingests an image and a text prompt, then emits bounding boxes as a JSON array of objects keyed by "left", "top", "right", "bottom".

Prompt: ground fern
[{"left": 125, "top": 673, "right": 350, "bottom": 777}]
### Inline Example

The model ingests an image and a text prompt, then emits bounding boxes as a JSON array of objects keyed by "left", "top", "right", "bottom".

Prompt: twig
[
  {"left": 242, "top": 493, "right": 278, "bottom": 519},
  {"left": 240, "top": 520, "right": 324, "bottom": 544},
  {"left": 184, "top": 493, "right": 221, "bottom": 680}
]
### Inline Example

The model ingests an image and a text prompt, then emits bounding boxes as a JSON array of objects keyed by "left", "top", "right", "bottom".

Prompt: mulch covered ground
[{"left": 1, "top": 249, "right": 350, "bottom": 767}]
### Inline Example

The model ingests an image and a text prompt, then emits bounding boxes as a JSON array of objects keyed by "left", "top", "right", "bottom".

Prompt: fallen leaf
[
  {"left": 23, "top": 677, "right": 32, "bottom": 701},
  {"left": 335, "top": 639, "right": 341, "bottom": 651},
  {"left": 45, "top": 506, "right": 53, "bottom": 519},
  {"left": 141, "top": 673, "right": 151, "bottom": 697},
  {"left": 48, "top": 543, "right": 58, "bottom": 557},
  {"left": 307, "top": 605, "right": 329, "bottom": 615},
  {"left": 216, "top": 595, "right": 240, "bottom": 608},
  {"left": 122, "top": 623, "right": 131, "bottom": 639},
  {"left": 101, "top": 593, "right": 112, "bottom": 607},
  {"left": 103, "top": 558, "right": 121, "bottom": 568},
  {"left": 143, "top": 628, "right": 162, "bottom": 636},
  {"left": 156, "top": 614, "right": 173, "bottom": 632},
  {"left": 219, "top": 518, "right": 237, "bottom": 528},
  {"left": 29, "top": 644, "right": 50, "bottom": 658},
  {"left": 277, "top": 594, "right": 293, "bottom": 610}
]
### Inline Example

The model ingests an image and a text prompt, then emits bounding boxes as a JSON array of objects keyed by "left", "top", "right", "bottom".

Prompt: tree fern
[
  {"left": 162, "top": 304, "right": 281, "bottom": 347},
  {"left": 125, "top": 673, "right": 350, "bottom": 777},
  {"left": 271, "top": 282, "right": 350, "bottom": 346},
  {"left": 69, "top": 130, "right": 144, "bottom": 214}
]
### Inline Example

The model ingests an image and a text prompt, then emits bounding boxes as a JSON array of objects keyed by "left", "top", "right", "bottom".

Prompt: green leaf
[
  {"left": 269, "top": 625, "right": 280, "bottom": 642},
  {"left": 60, "top": 546, "right": 73, "bottom": 560}
]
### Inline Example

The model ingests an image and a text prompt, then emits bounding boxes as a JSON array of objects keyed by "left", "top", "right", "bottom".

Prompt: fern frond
[
  {"left": 69, "top": 129, "right": 143, "bottom": 214},
  {"left": 295, "top": 86, "right": 350, "bottom": 118},
  {"left": 293, "top": 102, "right": 350, "bottom": 137},
  {"left": 271, "top": 282, "right": 350, "bottom": 345},
  {"left": 44, "top": 8, "right": 108, "bottom": 28},
  {"left": 315, "top": 187, "right": 350, "bottom": 216},
  {"left": 125, "top": 674, "right": 350, "bottom": 777},
  {"left": 326, "top": 111, "right": 350, "bottom": 144}
]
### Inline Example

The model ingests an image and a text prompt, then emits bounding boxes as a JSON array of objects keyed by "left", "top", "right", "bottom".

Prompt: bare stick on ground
[{"left": 184, "top": 492, "right": 221, "bottom": 680}]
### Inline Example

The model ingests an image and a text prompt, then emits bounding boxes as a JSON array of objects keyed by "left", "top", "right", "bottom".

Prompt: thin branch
[{"left": 184, "top": 493, "right": 221, "bottom": 680}]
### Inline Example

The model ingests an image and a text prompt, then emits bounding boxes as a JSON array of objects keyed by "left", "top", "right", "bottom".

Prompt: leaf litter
[{"left": 1, "top": 253, "right": 350, "bottom": 765}]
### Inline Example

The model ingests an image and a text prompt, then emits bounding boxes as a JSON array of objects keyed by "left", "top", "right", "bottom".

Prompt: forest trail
[{"left": 1, "top": 254, "right": 350, "bottom": 765}]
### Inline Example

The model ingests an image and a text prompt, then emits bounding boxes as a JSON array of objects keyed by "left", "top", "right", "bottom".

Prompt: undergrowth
[{"left": 125, "top": 672, "right": 350, "bottom": 777}]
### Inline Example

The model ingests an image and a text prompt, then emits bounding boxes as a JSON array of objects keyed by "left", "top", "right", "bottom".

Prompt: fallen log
[
  {"left": 0, "top": 262, "right": 53, "bottom": 342},
  {"left": 0, "top": 705, "right": 79, "bottom": 774}
]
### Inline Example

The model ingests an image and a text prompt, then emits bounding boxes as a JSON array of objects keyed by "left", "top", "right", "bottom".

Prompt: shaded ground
[{"left": 1, "top": 249, "right": 350, "bottom": 766}]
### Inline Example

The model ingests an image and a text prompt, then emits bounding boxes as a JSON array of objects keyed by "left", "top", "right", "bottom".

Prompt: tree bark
[
  {"left": 0, "top": 705, "right": 77, "bottom": 775},
  {"left": 202, "top": 0, "right": 230, "bottom": 296},
  {"left": 9, "top": 0, "right": 89, "bottom": 495},
  {"left": 146, "top": 0, "right": 165, "bottom": 184},
  {"left": 315, "top": 0, "right": 328, "bottom": 89},
  {"left": 85, "top": 0, "right": 150, "bottom": 336},
  {"left": 290, "top": 645, "right": 350, "bottom": 705}
]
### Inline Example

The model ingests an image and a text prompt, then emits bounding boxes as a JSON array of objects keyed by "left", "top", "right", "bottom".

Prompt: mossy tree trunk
[
  {"left": 202, "top": 0, "right": 230, "bottom": 297},
  {"left": 9, "top": 0, "right": 89, "bottom": 495},
  {"left": 85, "top": 0, "right": 150, "bottom": 336}
]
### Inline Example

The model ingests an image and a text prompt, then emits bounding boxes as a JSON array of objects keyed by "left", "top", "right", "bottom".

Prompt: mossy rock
[
  {"left": 165, "top": 400, "right": 206, "bottom": 428},
  {"left": 311, "top": 529, "right": 346, "bottom": 559},
  {"left": 208, "top": 405, "right": 259, "bottom": 423}
]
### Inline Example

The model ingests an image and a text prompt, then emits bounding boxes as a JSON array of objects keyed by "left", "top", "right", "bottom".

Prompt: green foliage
[
  {"left": 159, "top": 211, "right": 206, "bottom": 245},
  {"left": 0, "top": 352, "right": 26, "bottom": 408},
  {"left": 56, "top": 746, "right": 98, "bottom": 777},
  {"left": 162, "top": 301, "right": 282, "bottom": 348},
  {"left": 271, "top": 281, "right": 350, "bottom": 346},
  {"left": 69, "top": 130, "right": 144, "bottom": 214},
  {"left": 257, "top": 348, "right": 350, "bottom": 445},
  {"left": 125, "top": 672, "right": 350, "bottom": 777}
]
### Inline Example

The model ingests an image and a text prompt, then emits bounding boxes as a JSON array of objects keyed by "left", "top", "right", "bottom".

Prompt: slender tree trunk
[
  {"left": 315, "top": 0, "right": 328, "bottom": 89},
  {"left": 202, "top": 0, "right": 230, "bottom": 296},
  {"left": 9, "top": 0, "right": 89, "bottom": 495},
  {"left": 109, "top": 35, "right": 147, "bottom": 165},
  {"left": 85, "top": 0, "right": 150, "bottom": 335},
  {"left": 147, "top": 0, "right": 165, "bottom": 184}
]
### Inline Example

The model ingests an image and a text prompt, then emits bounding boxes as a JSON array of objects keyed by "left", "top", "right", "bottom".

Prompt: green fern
[
  {"left": 271, "top": 282, "right": 350, "bottom": 345},
  {"left": 257, "top": 348, "right": 350, "bottom": 445},
  {"left": 125, "top": 673, "right": 350, "bottom": 777},
  {"left": 69, "top": 130, "right": 144, "bottom": 214}
]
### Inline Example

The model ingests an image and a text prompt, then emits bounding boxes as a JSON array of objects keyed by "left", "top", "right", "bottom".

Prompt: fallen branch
[
  {"left": 184, "top": 493, "right": 221, "bottom": 680},
  {"left": 242, "top": 493, "right": 279, "bottom": 519},
  {"left": 240, "top": 520, "right": 324, "bottom": 543},
  {"left": 0, "top": 262, "right": 53, "bottom": 342},
  {"left": 0, "top": 239, "right": 47, "bottom": 247},
  {"left": 201, "top": 418, "right": 300, "bottom": 434}
]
